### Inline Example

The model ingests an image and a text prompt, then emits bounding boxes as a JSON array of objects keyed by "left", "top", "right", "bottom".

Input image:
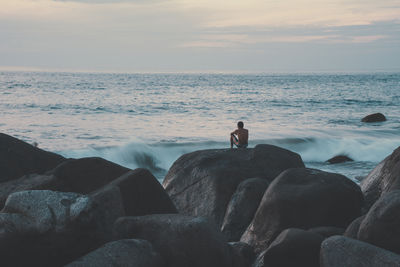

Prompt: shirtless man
[{"left": 230, "top": 121, "right": 249, "bottom": 148}]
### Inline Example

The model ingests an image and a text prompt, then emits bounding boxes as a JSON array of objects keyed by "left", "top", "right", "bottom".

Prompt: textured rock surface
[
  {"left": 358, "top": 190, "right": 400, "bottom": 254},
  {"left": 113, "top": 214, "right": 233, "bottom": 267},
  {"left": 320, "top": 236, "right": 400, "bottom": 267},
  {"left": 66, "top": 239, "right": 165, "bottom": 267},
  {"left": 361, "top": 146, "right": 400, "bottom": 210},
  {"left": 361, "top": 113, "right": 387, "bottom": 123},
  {"left": 0, "top": 133, "right": 65, "bottom": 183},
  {"left": 93, "top": 168, "right": 177, "bottom": 216},
  {"left": 261, "top": 228, "right": 324, "bottom": 267},
  {"left": 221, "top": 178, "right": 270, "bottom": 241},
  {"left": 163, "top": 145, "right": 304, "bottom": 226},
  {"left": 241, "top": 168, "right": 363, "bottom": 253},
  {"left": 343, "top": 215, "right": 365, "bottom": 239}
]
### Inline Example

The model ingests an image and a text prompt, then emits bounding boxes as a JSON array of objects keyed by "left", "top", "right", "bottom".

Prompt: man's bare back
[{"left": 230, "top": 121, "right": 248, "bottom": 148}]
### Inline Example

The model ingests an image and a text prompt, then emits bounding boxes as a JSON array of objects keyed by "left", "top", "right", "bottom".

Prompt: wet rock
[
  {"left": 261, "top": 228, "right": 324, "bottom": 267},
  {"left": 221, "top": 178, "right": 270, "bottom": 241},
  {"left": 229, "top": 242, "right": 255, "bottom": 267},
  {"left": 320, "top": 236, "right": 400, "bottom": 267},
  {"left": 113, "top": 214, "right": 233, "bottom": 267},
  {"left": 92, "top": 168, "right": 177, "bottom": 216},
  {"left": 361, "top": 113, "right": 386, "bottom": 123},
  {"left": 358, "top": 190, "right": 400, "bottom": 254},
  {"left": 0, "top": 133, "right": 65, "bottom": 183},
  {"left": 327, "top": 155, "right": 353, "bottom": 164},
  {"left": 308, "top": 226, "right": 345, "bottom": 238},
  {"left": 361, "top": 146, "right": 400, "bottom": 210},
  {"left": 163, "top": 145, "right": 304, "bottom": 227},
  {"left": 241, "top": 168, "right": 363, "bottom": 253},
  {"left": 66, "top": 239, "right": 165, "bottom": 267},
  {"left": 343, "top": 215, "right": 365, "bottom": 239}
]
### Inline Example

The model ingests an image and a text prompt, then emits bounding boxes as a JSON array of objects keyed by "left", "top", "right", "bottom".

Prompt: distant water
[{"left": 1, "top": 71, "right": 400, "bottom": 182}]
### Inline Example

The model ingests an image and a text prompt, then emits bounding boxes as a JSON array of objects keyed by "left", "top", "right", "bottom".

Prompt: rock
[
  {"left": 65, "top": 239, "right": 165, "bottom": 267},
  {"left": 241, "top": 168, "right": 363, "bottom": 253},
  {"left": 0, "top": 157, "right": 130, "bottom": 208},
  {"left": 163, "top": 145, "right": 305, "bottom": 227},
  {"left": 358, "top": 190, "right": 400, "bottom": 254},
  {"left": 113, "top": 214, "right": 233, "bottom": 267},
  {"left": 361, "top": 146, "right": 400, "bottom": 210},
  {"left": 0, "top": 190, "right": 116, "bottom": 266},
  {"left": 343, "top": 215, "right": 365, "bottom": 239},
  {"left": 0, "top": 133, "right": 65, "bottom": 183},
  {"left": 320, "top": 236, "right": 400, "bottom": 267},
  {"left": 92, "top": 169, "right": 177, "bottom": 216},
  {"left": 229, "top": 242, "right": 255, "bottom": 267},
  {"left": 308, "top": 226, "right": 345, "bottom": 238},
  {"left": 221, "top": 178, "right": 270, "bottom": 241},
  {"left": 361, "top": 113, "right": 387, "bottom": 123},
  {"left": 327, "top": 155, "right": 353, "bottom": 164},
  {"left": 260, "top": 228, "right": 324, "bottom": 267}
]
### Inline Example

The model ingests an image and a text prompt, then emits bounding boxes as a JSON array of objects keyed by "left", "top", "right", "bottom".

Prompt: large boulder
[
  {"left": 320, "top": 236, "right": 400, "bottom": 267},
  {"left": 113, "top": 214, "right": 233, "bottom": 267},
  {"left": 344, "top": 215, "right": 365, "bottom": 239},
  {"left": 308, "top": 226, "right": 345, "bottom": 238},
  {"left": 241, "top": 168, "right": 363, "bottom": 253},
  {"left": 163, "top": 145, "right": 304, "bottom": 226},
  {"left": 221, "top": 178, "right": 270, "bottom": 241},
  {"left": 361, "top": 113, "right": 387, "bottom": 123},
  {"left": 0, "top": 157, "right": 131, "bottom": 208},
  {"left": 358, "top": 190, "right": 400, "bottom": 254},
  {"left": 361, "top": 146, "right": 400, "bottom": 210},
  {"left": 92, "top": 169, "right": 177, "bottom": 216},
  {"left": 0, "top": 133, "right": 65, "bottom": 183},
  {"left": 66, "top": 239, "right": 165, "bottom": 267},
  {"left": 259, "top": 228, "right": 324, "bottom": 267},
  {"left": 0, "top": 190, "right": 122, "bottom": 266}
]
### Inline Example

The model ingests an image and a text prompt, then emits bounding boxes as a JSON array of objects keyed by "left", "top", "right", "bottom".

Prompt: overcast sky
[{"left": 1, "top": 0, "right": 399, "bottom": 72}]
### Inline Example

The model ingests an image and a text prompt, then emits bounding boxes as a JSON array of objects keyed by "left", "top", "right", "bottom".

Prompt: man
[{"left": 230, "top": 121, "right": 248, "bottom": 148}]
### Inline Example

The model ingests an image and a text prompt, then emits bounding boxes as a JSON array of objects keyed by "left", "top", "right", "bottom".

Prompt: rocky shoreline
[{"left": 1, "top": 132, "right": 399, "bottom": 266}]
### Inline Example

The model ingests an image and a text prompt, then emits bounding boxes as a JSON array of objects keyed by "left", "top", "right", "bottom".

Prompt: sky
[{"left": 1, "top": 0, "right": 399, "bottom": 72}]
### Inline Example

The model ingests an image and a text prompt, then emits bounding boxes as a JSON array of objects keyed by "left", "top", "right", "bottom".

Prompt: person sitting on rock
[{"left": 230, "top": 121, "right": 248, "bottom": 149}]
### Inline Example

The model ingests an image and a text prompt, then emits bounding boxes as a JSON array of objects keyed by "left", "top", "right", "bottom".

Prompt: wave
[{"left": 58, "top": 136, "right": 400, "bottom": 180}]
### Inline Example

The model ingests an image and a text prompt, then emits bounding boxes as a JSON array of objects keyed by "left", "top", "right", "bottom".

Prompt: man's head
[{"left": 237, "top": 121, "right": 244, "bottom": 128}]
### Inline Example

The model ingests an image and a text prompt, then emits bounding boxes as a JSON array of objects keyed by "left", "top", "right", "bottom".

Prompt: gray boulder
[
  {"left": 221, "top": 178, "right": 270, "bottom": 241},
  {"left": 0, "top": 133, "right": 65, "bottom": 183},
  {"left": 66, "top": 239, "right": 165, "bottom": 267},
  {"left": 260, "top": 228, "right": 324, "bottom": 267},
  {"left": 0, "top": 190, "right": 123, "bottom": 266},
  {"left": 343, "top": 215, "right": 365, "bottom": 239},
  {"left": 361, "top": 113, "right": 387, "bottom": 123},
  {"left": 113, "top": 214, "right": 233, "bottom": 267},
  {"left": 358, "top": 190, "right": 400, "bottom": 254},
  {"left": 361, "top": 146, "right": 400, "bottom": 210},
  {"left": 320, "top": 236, "right": 400, "bottom": 267},
  {"left": 241, "top": 168, "right": 363, "bottom": 253},
  {"left": 163, "top": 145, "right": 304, "bottom": 227},
  {"left": 308, "top": 226, "right": 345, "bottom": 238},
  {"left": 229, "top": 242, "right": 255, "bottom": 267}
]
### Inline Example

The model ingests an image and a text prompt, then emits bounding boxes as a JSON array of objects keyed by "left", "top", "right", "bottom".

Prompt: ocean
[{"left": 1, "top": 71, "right": 399, "bottom": 182}]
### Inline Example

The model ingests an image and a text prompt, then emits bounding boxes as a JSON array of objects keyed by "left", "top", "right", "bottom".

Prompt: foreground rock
[
  {"left": 241, "top": 168, "right": 363, "bottom": 253},
  {"left": 0, "top": 190, "right": 122, "bottom": 266},
  {"left": 163, "top": 145, "right": 304, "bottom": 226},
  {"left": 256, "top": 228, "right": 324, "bottom": 267},
  {"left": 0, "top": 157, "right": 130, "bottom": 208},
  {"left": 221, "top": 178, "right": 270, "bottom": 241},
  {"left": 361, "top": 112, "right": 387, "bottom": 123},
  {"left": 320, "top": 236, "right": 400, "bottom": 267},
  {"left": 361, "top": 146, "right": 400, "bottom": 210},
  {"left": 66, "top": 239, "right": 164, "bottom": 267},
  {"left": 358, "top": 190, "right": 400, "bottom": 254},
  {"left": 113, "top": 214, "right": 233, "bottom": 267},
  {"left": 0, "top": 133, "right": 65, "bottom": 183},
  {"left": 327, "top": 155, "right": 353, "bottom": 164}
]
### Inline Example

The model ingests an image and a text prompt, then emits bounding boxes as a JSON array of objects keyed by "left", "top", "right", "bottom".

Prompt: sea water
[{"left": 1, "top": 71, "right": 400, "bottom": 182}]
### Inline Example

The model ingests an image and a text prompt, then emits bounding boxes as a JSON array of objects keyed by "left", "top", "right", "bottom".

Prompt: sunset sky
[{"left": 1, "top": 0, "right": 399, "bottom": 72}]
